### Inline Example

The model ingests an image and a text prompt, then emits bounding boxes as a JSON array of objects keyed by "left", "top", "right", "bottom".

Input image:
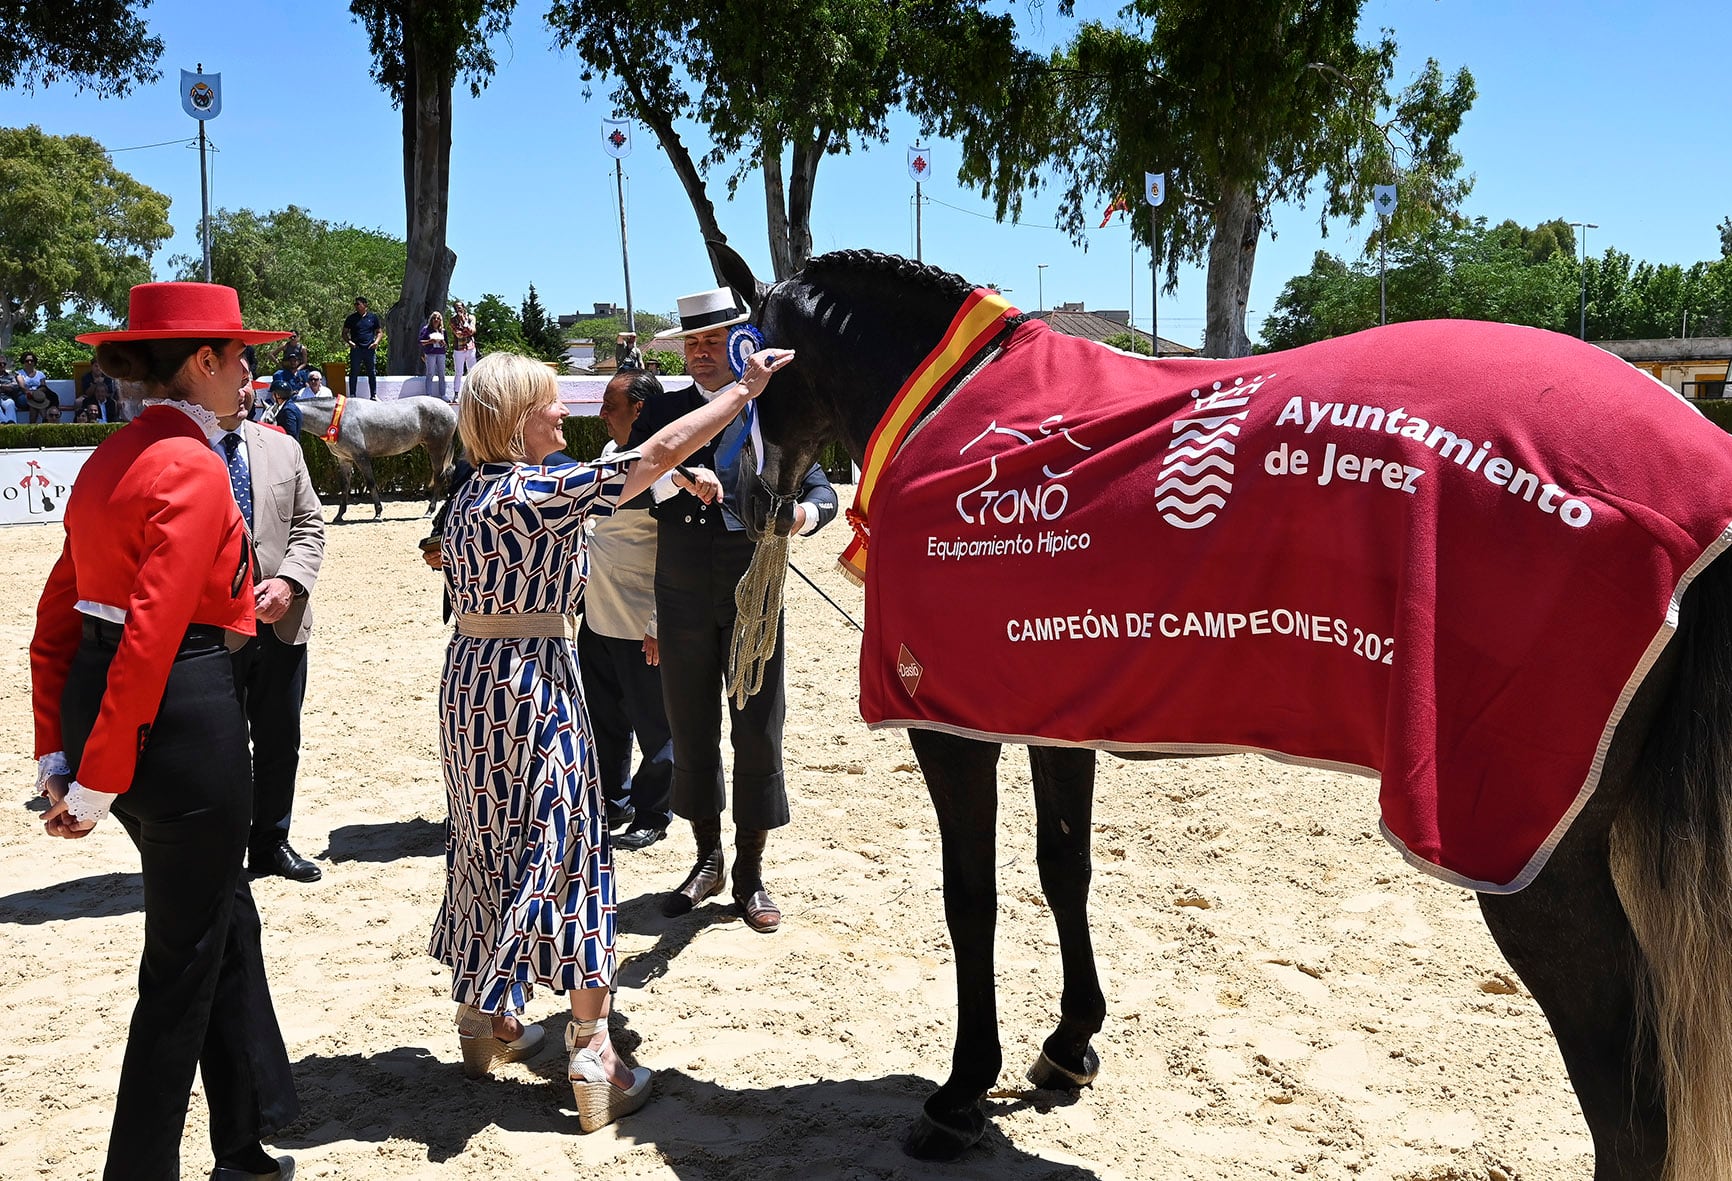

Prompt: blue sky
[{"left": 4, "top": 1, "right": 1727, "bottom": 347}]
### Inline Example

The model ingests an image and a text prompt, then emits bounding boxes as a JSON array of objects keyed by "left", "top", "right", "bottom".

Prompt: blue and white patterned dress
[{"left": 429, "top": 454, "right": 635, "bottom": 1014}]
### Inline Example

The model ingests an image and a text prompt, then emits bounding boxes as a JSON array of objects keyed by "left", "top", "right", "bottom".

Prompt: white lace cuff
[
  {"left": 143, "top": 396, "right": 223, "bottom": 442},
  {"left": 35, "top": 752, "right": 71, "bottom": 800},
  {"left": 62, "top": 783, "right": 116, "bottom": 824}
]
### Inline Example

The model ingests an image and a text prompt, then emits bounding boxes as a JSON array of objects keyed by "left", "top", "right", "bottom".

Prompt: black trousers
[
  {"left": 347, "top": 346, "right": 378, "bottom": 397},
  {"left": 577, "top": 619, "right": 673, "bottom": 829},
  {"left": 230, "top": 627, "right": 310, "bottom": 860},
  {"left": 62, "top": 634, "right": 297, "bottom": 1181},
  {"left": 654, "top": 524, "right": 789, "bottom": 831}
]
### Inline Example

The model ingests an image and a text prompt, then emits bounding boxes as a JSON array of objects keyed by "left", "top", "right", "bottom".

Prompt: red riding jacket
[{"left": 31, "top": 405, "right": 256, "bottom": 796}]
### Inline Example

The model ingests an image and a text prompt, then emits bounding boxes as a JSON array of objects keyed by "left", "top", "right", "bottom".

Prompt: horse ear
[{"left": 707, "top": 240, "right": 769, "bottom": 312}]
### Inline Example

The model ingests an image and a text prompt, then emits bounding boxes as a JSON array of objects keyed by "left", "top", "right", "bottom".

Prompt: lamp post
[
  {"left": 1037, "top": 264, "right": 1048, "bottom": 315},
  {"left": 1569, "top": 221, "right": 1598, "bottom": 340}
]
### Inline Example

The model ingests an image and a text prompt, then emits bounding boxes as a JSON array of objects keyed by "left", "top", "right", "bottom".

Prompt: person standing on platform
[
  {"left": 451, "top": 300, "right": 477, "bottom": 397},
  {"left": 213, "top": 376, "right": 327, "bottom": 884},
  {"left": 32, "top": 282, "right": 299, "bottom": 1180},
  {"left": 342, "top": 296, "right": 383, "bottom": 399},
  {"left": 421, "top": 311, "right": 449, "bottom": 401},
  {"left": 628, "top": 286, "right": 839, "bottom": 934},
  {"left": 581, "top": 369, "right": 674, "bottom": 850}
]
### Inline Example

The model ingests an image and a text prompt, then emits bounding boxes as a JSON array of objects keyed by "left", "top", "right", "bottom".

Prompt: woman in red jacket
[{"left": 32, "top": 283, "right": 300, "bottom": 1181}]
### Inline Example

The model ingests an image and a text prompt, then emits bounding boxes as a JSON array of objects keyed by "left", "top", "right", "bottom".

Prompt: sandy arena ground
[{"left": 0, "top": 497, "right": 1594, "bottom": 1180}]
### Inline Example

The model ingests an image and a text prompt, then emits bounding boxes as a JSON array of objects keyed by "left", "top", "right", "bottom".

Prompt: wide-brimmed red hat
[{"left": 76, "top": 282, "right": 292, "bottom": 345}]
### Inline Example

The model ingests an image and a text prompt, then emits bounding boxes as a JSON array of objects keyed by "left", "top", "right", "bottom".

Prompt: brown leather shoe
[
  {"left": 735, "top": 888, "right": 782, "bottom": 933},
  {"left": 662, "top": 850, "right": 725, "bottom": 917}
]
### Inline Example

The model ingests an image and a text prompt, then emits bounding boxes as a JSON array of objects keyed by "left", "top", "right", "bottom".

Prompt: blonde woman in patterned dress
[{"left": 431, "top": 348, "right": 791, "bottom": 1130}]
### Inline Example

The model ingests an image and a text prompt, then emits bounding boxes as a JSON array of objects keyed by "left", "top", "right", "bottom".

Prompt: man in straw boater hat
[
  {"left": 35, "top": 282, "right": 300, "bottom": 1179},
  {"left": 626, "top": 283, "right": 838, "bottom": 933}
]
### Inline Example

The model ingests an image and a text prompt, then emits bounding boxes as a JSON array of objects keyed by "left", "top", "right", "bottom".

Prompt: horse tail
[{"left": 1611, "top": 548, "right": 1732, "bottom": 1180}]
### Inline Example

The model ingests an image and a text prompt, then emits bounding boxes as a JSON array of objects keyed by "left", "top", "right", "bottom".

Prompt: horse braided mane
[{"left": 800, "top": 249, "right": 975, "bottom": 303}]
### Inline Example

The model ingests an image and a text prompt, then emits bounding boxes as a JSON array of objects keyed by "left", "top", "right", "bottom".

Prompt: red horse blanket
[{"left": 856, "top": 311, "right": 1732, "bottom": 890}]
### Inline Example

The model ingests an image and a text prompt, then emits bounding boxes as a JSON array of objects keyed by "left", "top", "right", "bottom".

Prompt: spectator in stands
[
  {"left": 0, "top": 354, "right": 20, "bottom": 418},
  {"left": 298, "top": 370, "right": 330, "bottom": 401},
  {"left": 279, "top": 332, "right": 307, "bottom": 378},
  {"left": 616, "top": 332, "right": 644, "bottom": 372},
  {"left": 78, "top": 359, "right": 121, "bottom": 423},
  {"left": 421, "top": 312, "right": 448, "bottom": 401},
  {"left": 19, "top": 354, "right": 56, "bottom": 423},
  {"left": 73, "top": 402, "right": 102, "bottom": 423},
  {"left": 263, "top": 379, "right": 303, "bottom": 440}
]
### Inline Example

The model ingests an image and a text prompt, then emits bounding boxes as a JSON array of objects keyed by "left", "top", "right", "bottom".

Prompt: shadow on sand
[
  {"left": 283, "top": 1007, "right": 1101, "bottom": 1179},
  {"left": 321, "top": 817, "right": 446, "bottom": 864},
  {"left": 0, "top": 871, "right": 144, "bottom": 925}
]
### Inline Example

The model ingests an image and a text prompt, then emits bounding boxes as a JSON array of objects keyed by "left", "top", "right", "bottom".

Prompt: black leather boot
[
  {"left": 732, "top": 829, "right": 781, "bottom": 933},
  {"left": 662, "top": 817, "right": 725, "bottom": 917}
]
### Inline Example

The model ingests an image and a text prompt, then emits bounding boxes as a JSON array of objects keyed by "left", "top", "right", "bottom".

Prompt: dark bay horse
[
  {"left": 717, "top": 242, "right": 1732, "bottom": 1179},
  {"left": 293, "top": 394, "right": 457, "bottom": 522}
]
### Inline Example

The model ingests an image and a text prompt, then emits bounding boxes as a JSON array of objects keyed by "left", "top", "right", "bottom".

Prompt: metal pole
[
  {"left": 1379, "top": 217, "right": 1387, "bottom": 327},
  {"left": 915, "top": 181, "right": 923, "bottom": 263},
  {"left": 198, "top": 62, "right": 211, "bottom": 283},
  {"left": 1037, "top": 264, "right": 1047, "bottom": 314},
  {"left": 1150, "top": 205, "right": 1158, "bottom": 355},
  {"left": 1570, "top": 220, "right": 1597, "bottom": 341},
  {"left": 615, "top": 158, "right": 635, "bottom": 334}
]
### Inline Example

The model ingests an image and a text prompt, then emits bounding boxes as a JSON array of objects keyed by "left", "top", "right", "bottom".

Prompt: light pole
[
  {"left": 1037, "top": 264, "right": 1048, "bottom": 315},
  {"left": 1569, "top": 221, "right": 1598, "bottom": 340}
]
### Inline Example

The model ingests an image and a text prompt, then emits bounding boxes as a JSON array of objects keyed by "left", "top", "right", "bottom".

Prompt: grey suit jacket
[{"left": 240, "top": 419, "right": 326, "bottom": 645}]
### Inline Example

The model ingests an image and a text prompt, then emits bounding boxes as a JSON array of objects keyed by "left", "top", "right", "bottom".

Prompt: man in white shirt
[{"left": 579, "top": 370, "right": 674, "bottom": 850}]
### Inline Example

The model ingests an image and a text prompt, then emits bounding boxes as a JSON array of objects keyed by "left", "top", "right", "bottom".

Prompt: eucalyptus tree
[
  {"left": 546, "top": 0, "right": 1031, "bottom": 280},
  {"left": 349, "top": 0, "right": 517, "bottom": 375},
  {"left": 952, "top": 0, "right": 1476, "bottom": 357}
]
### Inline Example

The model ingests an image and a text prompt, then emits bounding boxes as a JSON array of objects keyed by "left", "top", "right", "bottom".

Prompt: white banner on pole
[
  {"left": 180, "top": 70, "right": 221, "bottom": 120},
  {"left": 0, "top": 449, "right": 96, "bottom": 525},
  {"left": 602, "top": 118, "right": 633, "bottom": 158},
  {"left": 908, "top": 146, "right": 932, "bottom": 181},
  {"left": 1373, "top": 184, "right": 1398, "bottom": 217},
  {"left": 1144, "top": 171, "right": 1166, "bottom": 207}
]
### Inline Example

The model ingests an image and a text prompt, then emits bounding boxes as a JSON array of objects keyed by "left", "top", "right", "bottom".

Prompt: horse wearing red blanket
[{"left": 724, "top": 243, "right": 1732, "bottom": 1180}]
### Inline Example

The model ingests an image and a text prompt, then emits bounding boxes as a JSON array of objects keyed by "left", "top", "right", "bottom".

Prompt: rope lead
[{"left": 727, "top": 496, "right": 792, "bottom": 708}]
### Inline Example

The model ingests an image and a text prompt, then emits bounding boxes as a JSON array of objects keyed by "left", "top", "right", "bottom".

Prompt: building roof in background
[
  {"left": 1031, "top": 308, "right": 1197, "bottom": 357},
  {"left": 1596, "top": 338, "right": 1732, "bottom": 364}
]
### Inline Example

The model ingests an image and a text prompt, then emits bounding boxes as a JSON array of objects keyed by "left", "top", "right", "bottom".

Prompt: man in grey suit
[{"left": 215, "top": 387, "right": 328, "bottom": 882}]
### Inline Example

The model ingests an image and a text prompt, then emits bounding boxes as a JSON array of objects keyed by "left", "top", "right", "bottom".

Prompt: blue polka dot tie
[{"left": 221, "top": 432, "right": 253, "bottom": 531}]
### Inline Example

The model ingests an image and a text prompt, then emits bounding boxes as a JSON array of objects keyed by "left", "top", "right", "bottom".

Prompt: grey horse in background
[{"left": 293, "top": 395, "right": 458, "bottom": 522}]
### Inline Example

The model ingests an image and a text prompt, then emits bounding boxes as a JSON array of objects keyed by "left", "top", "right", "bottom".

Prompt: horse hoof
[
  {"left": 1026, "top": 1047, "right": 1099, "bottom": 1090},
  {"left": 905, "top": 1107, "right": 985, "bottom": 1161}
]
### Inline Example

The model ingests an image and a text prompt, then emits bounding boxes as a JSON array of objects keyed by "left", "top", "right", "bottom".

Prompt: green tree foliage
[
  {"left": 1, "top": 1, "right": 163, "bottom": 96},
  {"left": 1259, "top": 216, "right": 1732, "bottom": 349},
  {"left": 471, "top": 293, "right": 529, "bottom": 355},
  {"left": 547, "top": 0, "right": 1028, "bottom": 279},
  {"left": 172, "top": 206, "right": 406, "bottom": 368},
  {"left": 1102, "top": 331, "right": 1153, "bottom": 356},
  {"left": 568, "top": 311, "right": 673, "bottom": 364},
  {"left": 8, "top": 311, "right": 111, "bottom": 378},
  {"left": 0, "top": 125, "right": 173, "bottom": 350},
  {"left": 349, "top": 0, "right": 518, "bottom": 374},
  {"left": 643, "top": 349, "right": 684, "bottom": 376},
  {"left": 951, "top": 0, "right": 1476, "bottom": 357},
  {"left": 519, "top": 285, "right": 565, "bottom": 361}
]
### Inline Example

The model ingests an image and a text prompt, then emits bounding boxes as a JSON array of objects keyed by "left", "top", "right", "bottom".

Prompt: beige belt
[{"left": 453, "top": 611, "right": 578, "bottom": 641}]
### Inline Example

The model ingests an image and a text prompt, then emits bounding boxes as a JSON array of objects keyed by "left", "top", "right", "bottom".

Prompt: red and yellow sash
[
  {"left": 323, "top": 394, "right": 347, "bottom": 443},
  {"left": 839, "top": 288, "right": 1016, "bottom": 583}
]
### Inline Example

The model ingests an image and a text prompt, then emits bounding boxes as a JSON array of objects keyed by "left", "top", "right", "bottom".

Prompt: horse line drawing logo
[
  {"left": 954, "top": 415, "right": 1092, "bottom": 526},
  {"left": 190, "top": 82, "right": 215, "bottom": 112}
]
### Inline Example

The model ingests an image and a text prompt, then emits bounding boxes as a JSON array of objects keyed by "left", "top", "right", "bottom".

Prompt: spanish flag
[{"left": 1099, "top": 196, "right": 1131, "bottom": 227}]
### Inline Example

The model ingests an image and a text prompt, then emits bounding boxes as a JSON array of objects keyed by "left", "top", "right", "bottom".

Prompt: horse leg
[
  {"left": 1477, "top": 789, "right": 1665, "bottom": 1179},
  {"left": 333, "top": 457, "right": 353, "bottom": 523},
  {"left": 1024, "top": 745, "right": 1105, "bottom": 1091},
  {"left": 353, "top": 453, "right": 382, "bottom": 519},
  {"left": 905, "top": 728, "right": 1003, "bottom": 1161},
  {"left": 1476, "top": 642, "right": 1678, "bottom": 1180}
]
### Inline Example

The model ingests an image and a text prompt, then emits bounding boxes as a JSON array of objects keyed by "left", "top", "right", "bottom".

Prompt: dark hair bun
[{"left": 94, "top": 341, "right": 153, "bottom": 383}]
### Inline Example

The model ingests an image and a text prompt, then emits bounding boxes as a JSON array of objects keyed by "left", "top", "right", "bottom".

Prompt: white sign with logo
[
  {"left": 0, "top": 449, "right": 95, "bottom": 525},
  {"left": 602, "top": 118, "right": 633, "bottom": 158},
  {"left": 908, "top": 146, "right": 932, "bottom": 181},
  {"left": 180, "top": 70, "right": 221, "bottom": 120},
  {"left": 1145, "top": 171, "right": 1166, "bottom": 207},
  {"left": 1373, "top": 184, "right": 1398, "bottom": 217}
]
